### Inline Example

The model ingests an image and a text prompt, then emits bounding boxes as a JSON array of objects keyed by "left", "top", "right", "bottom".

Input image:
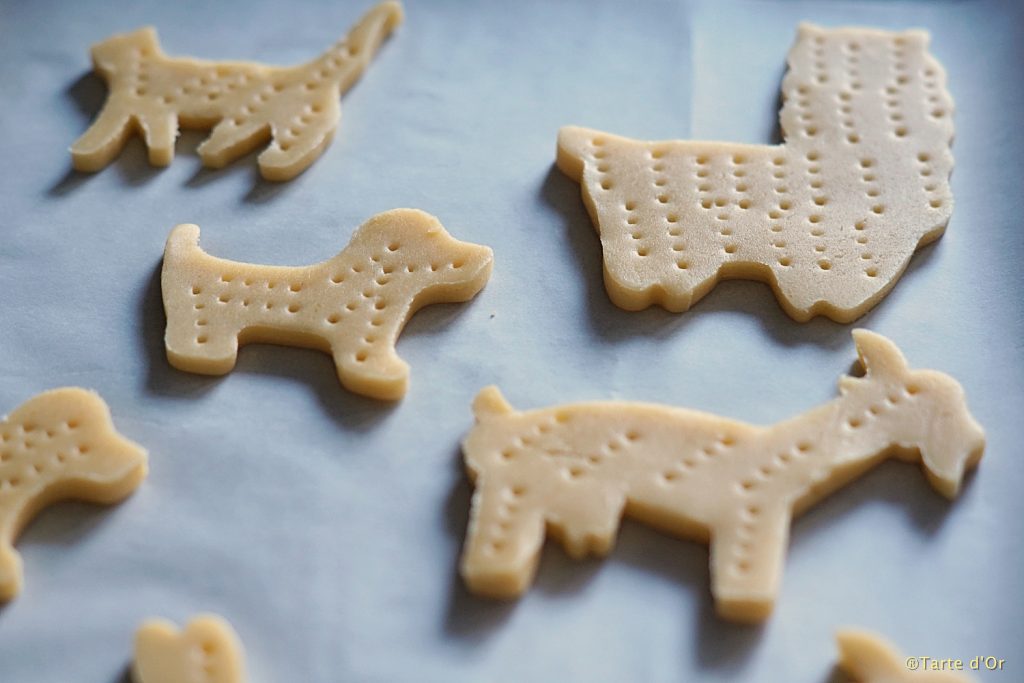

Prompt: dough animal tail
[
  {"left": 307, "top": 1, "right": 405, "bottom": 80},
  {"left": 164, "top": 224, "right": 202, "bottom": 263}
]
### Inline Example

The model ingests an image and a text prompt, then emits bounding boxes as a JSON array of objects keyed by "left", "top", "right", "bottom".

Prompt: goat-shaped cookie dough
[
  {"left": 460, "top": 331, "right": 984, "bottom": 622},
  {"left": 162, "top": 209, "right": 493, "bottom": 400},
  {"left": 72, "top": 2, "right": 403, "bottom": 180},
  {"left": 133, "top": 614, "right": 246, "bottom": 683},
  {"left": 558, "top": 24, "right": 954, "bottom": 322},
  {"left": 0, "top": 388, "right": 147, "bottom": 601},
  {"left": 836, "top": 629, "right": 976, "bottom": 683}
]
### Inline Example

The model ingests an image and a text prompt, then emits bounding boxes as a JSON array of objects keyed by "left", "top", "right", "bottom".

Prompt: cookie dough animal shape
[
  {"left": 558, "top": 24, "right": 954, "bottom": 322},
  {"left": 0, "top": 389, "right": 147, "bottom": 601},
  {"left": 837, "top": 629, "right": 976, "bottom": 683},
  {"left": 162, "top": 209, "right": 493, "bottom": 400},
  {"left": 133, "top": 614, "right": 246, "bottom": 683},
  {"left": 461, "top": 331, "right": 983, "bottom": 622},
  {"left": 72, "top": 1, "right": 403, "bottom": 180}
]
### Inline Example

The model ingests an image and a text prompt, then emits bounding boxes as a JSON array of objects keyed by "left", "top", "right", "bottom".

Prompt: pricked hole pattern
[
  {"left": 568, "top": 28, "right": 952, "bottom": 321},
  {"left": 72, "top": 5, "right": 402, "bottom": 177}
]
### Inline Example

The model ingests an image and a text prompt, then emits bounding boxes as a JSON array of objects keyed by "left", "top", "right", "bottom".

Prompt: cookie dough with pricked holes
[
  {"left": 133, "top": 614, "right": 246, "bottom": 683},
  {"left": 72, "top": 1, "right": 403, "bottom": 181},
  {"left": 0, "top": 388, "right": 148, "bottom": 602},
  {"left": 837, "top": 629, "right": 976, "bottom": 683},
  {"left": 162, "top": 209, "right": 494, "bottom": 401},
  {"left": 557, "top": 24, "right": 954, "bottom": 322},
  {"left": 460, "top": 330, "right": 984, "bottom": 622}
]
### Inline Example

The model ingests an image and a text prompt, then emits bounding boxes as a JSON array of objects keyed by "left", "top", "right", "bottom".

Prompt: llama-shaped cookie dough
[
  {"left": 460, "top": 331, "right": 983, "bottom": 622},
  {"left": 0, "top": 388, "right": 147, "bottom": 601},
  {"left": 162, "top": 209, "right": 493, "bottom": 400},
  {"left": 133, "top": 614, "right": 246, "bottom": 683},
  {"left": 837, "top": 629, "right": 976, "bottom": 682},
  {"left": 558, "top": 24, "right": 954, "bottom": 322},
  {"left": 72, "top": 2, "right": 403, "bottom": 180}
]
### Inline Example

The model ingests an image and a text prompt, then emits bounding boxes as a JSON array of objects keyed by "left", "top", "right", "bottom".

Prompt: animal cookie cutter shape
[
  {"left": 0, "top": 388, "right": 147, "bottom": 601},
  {"left": 162, "top": 209, "right": 494, "bottom": 400},
  {"left": 557, "top": 24, "right": 954, "bottom": 322},
  {"left": 836, "top": 629, "right": 976, "bottom": 682},
  {"left": 71, "top": 1, "right": 404, "bottom": 181},
  {"left": 460, "top": 330, "right": 984, "bottom": 622},
  {"left": 133, "top": 614, "right": 246, "bottom": 683}
]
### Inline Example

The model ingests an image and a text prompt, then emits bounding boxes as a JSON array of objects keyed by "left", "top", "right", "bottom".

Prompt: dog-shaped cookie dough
[
  {"left": 0, "top": 388, "right": 147, "bottom": 601},
  {"left": 558, "top": 25, "right": 954, "bottom": 322},
  {"left": 460, "top": 331, "right": 983, "bottom": 622},
  {"left": 72, "top": 2, "right": 403, "bottom": 180},
  {"left": 162, "top": 209, "right": 493, "bottom": 400}
]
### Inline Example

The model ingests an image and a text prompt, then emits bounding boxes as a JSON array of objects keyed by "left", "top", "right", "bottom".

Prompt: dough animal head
[
  {"left": 0, "top": 388, "right": 147, "bottom": 601},
  {"left": 841, "top": 330, "right": 984, "bottom": 498}
]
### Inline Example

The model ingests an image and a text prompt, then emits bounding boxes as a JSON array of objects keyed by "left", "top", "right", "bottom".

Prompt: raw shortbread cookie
[
  {"left": 162, "top": 209, "right": 494, "bottom": 400},
  {"left": 460, "top": 331, "right": 984, "bottom": 622},
  {"left": 133, "top": 614, "right": 246, "bottom": 683},
  {"left": 557, "top": 24, "right": 954, "bottom": 322},
  {"left": 72, "top": 1, "right": 403, "bottom": 181},
  {"left": 837, "top": 629, "right": 976, "bottom": 682},
  {"left": 0, "top": 388, "right": 147, "bottom": 601}
]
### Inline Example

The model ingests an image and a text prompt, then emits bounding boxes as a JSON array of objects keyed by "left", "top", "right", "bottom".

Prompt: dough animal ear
[
  {"left": 835, "top": 629, "right": 906, "bottom": 680},
  {"left": 797, "top": 22, "right": 825, "bottom": 40},
  {"left": 473, "top": 386, "right": 514, "bottom": 420},
  {"left": 852, "top": 329, "right": 908, "bottom": 380}
]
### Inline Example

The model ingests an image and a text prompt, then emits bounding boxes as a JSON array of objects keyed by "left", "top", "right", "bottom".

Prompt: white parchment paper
[{"left": 0, "top": 0, "right": 1021, "bottom": 681}]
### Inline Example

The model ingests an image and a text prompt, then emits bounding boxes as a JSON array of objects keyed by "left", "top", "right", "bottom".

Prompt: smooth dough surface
[
  {"left": 71, "top": 1, "right": 403, "bottom": 180},
  {"left": 837, "top": 629, "right": 976, "bottom": 682},
  {"left": 162, "top": 208, "right": 494, "bottom": 400},
  {"left": 0, "top": 388, "right": 147, "bottom": 601},
  {"left": 133, "top": 614, "right": 246, "bottom": 683},
  {"left": 557, "top": 23, "right": 954, "bottom": 322},
  {"left": 460, "top": 331, "right": 984, "bottom": 622}
]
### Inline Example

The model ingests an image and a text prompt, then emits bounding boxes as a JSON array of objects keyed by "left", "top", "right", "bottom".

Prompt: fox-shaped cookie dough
[{"left": 72, "top": 2, "right": 403, "bottom": 180}]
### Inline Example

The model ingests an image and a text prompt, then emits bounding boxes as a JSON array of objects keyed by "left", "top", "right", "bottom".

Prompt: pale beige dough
[
  {"left": 837, "top": 629, "right": 976, "bottom": 682},
  {"left": 460, "top": 330, "right": 984, "bottom": 622},
  {"left": 71, "top": 1, "right": 403, "bottom": 181},
  {"left": 0, "top": 388, "right": 147, "bottom": 601},
  {"left": 133, "top": 614, "right": 246, "bottom": 683},
  {"left": 162, "top": 209, "right": 494, "bottom": 400},
  {"left": 557, "top": 24, "right": 954, "bottom": 322}
]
